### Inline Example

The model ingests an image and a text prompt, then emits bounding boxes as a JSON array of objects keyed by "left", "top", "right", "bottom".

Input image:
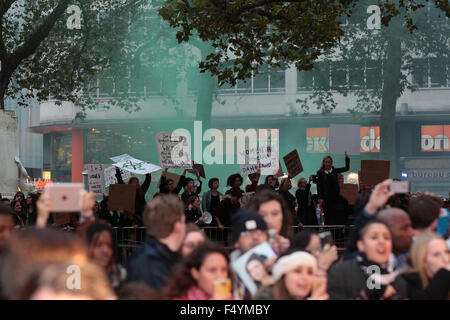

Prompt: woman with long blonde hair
[{"left": 399, "top": 232, "right": 450, "bottom": 300}]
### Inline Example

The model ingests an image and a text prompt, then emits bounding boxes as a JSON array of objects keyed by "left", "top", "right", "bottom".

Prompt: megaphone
[{"left": 196, "top": 211, "right": 213, "bottom": 225}]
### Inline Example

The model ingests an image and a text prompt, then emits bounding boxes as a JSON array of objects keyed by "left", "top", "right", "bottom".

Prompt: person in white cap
[{"left": 255, "top": 250, "right": 328, "bottom": 300}]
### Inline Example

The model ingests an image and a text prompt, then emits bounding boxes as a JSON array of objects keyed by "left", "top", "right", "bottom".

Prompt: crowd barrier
[{"left": 112, "top": 225, "right": 353, "bottom": 265}]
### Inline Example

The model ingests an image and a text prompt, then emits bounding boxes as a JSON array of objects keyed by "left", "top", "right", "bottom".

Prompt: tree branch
[
  {"left": 0, "top": 0, "right": 17, "bottom": 17},
  {"left": 6, "top": 0, "right": 71, "bottom": 72}
]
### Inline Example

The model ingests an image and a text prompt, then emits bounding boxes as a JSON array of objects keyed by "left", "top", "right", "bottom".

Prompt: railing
[{"left": 112, "top": 225, "right": 353, "bottom": 265}]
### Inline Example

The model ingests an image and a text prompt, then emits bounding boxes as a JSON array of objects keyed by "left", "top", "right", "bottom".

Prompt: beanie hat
[
  {"left": 231, "top": 209, "right": 267, "bottom": 244},
  {"left": 272, "top": 251, "right": 317, "bottom": 282}
]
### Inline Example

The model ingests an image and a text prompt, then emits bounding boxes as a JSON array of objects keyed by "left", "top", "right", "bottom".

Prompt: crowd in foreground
[{"left": 0, "top": 155, "right": 449, "bottom": 300}]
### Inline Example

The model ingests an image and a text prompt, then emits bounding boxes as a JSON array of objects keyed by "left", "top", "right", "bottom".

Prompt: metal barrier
[{"left": 112, "top": 225, "right": 353, "bottom": 265}]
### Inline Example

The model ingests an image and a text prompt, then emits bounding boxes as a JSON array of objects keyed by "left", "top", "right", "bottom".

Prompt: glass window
[
  {"left": 430, "top": 58, "right": 447, "bottom": 88},
  {"left": 331, "top": 61, "right": 347, "bottom": 90},
  {"left": 366, "top": 60, "right": 382, "bottom": 89},
  {"left": 313, "top": 61, "right": 330, "bottom": 90}
]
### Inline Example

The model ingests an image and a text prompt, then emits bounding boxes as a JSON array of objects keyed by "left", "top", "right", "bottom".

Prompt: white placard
[
  {"left": 114, "top": 157, "right": 161, "bottom": 175},
  {"left": 110, "top": 154, "right": 133, "bottom": 163},
  {"left": 329, "top": 124, "right": 361, "bottom": 155},
  {"left": 239, "top": 145, "right": 279, "bottom": 175},
  {"left": 86, "top": 164, "right": 105, "bottom": 195},
  {"left": 156, "top": 131, "right": 192, "bottom": 168}
]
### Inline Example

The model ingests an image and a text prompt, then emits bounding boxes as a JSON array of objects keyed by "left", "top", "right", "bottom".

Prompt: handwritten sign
[
  {"left": 108, "top": 184, "right": 136, "bottom": 211},
  {"left": 114, "top": 156, "right": 161, "bottom": 175},
  {"left": 156, "top": 132, "right": 192, "bottom": 168},
  {"left": 239, "top": 145, "right": 279, "bottom": 175},
  {"left": 360, "top": 160, "right": 390, "bottom": 189},
  {"left": 340, "top": 184, "right": 359, "bottom": 205},
  {"left": 86, "top": 164, "right": 105, "bottom": 195},
  {"left": 283, "top": 150, "right": 303, "bottom": 178},
  {"left": 110, "top": 154, "right": 133, "bottom": 163},
  {"left": 104, "top": 166, "right": 133, "bottom": 188}
]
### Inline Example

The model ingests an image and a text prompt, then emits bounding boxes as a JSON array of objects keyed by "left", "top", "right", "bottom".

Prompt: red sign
[
  {"left": 421, "top": 125, "right": 450, "bottom": 152},
  {"left": 34, "top": 178, "right": 53, "bottom": 190},
  {"left": 307, "top": 127, "right": 380, "bottom": 153}
]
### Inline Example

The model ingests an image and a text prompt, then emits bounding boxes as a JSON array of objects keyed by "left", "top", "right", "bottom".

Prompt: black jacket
[
  {"left": 316, "top": 157, "right": 350, "bottom": 201},
  {"left": 327, "top": 259, "right": 408, "bottom": 300},
  {"left": 125, "top": 235, "right": 182, "bottom": 290},
  {"left": 159, "top": 175, "right": 185, "bottom": 195},
  {"left": 295, "top": 184, "right": 317, "bottom": 225},
  {"left": 399, "top": 269, "right": 450, "bottom": 300}
]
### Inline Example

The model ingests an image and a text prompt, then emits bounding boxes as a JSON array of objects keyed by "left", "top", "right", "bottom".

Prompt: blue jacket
[{"left": 125, "top": 235, "right": 181, "bottom": 290}]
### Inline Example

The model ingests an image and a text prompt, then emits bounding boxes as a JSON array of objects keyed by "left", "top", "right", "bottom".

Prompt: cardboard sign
[
  {"left": 86, "top": 164, "right": 105, "bottom": 195},
  {"left": 52, "top": 212, "right": 71, "bottom": 226},
  {"left": 360, "top": 160, "right": 390, "bottom": 189},
  {"left": 107, "top": 184, "right": 136, "bottom": 211},
  {"left": 340, "top": 183, "right": 359, "bottom": 205},
  {"left": 156, "top": 131, "right": 192, "bottom": 168},
  {"left": 283, "top": 150, "right": 303, "bottom": 178},
  {"left": 188, "top": 162, "right": 206, "bottom": 178},
  {"left": 157, "top": 172, "right": 182, "bottom": 189},
  {"left": 329, "top": 124, "right": 361, "bottom": 155}
]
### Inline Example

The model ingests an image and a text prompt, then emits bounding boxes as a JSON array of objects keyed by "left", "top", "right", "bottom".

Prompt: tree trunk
[{"left": 380, "top": 33, "right": 402, "bottom": 178}]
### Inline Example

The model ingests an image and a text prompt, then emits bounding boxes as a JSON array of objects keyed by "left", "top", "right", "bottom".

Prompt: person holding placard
[
  {"left": 315, "top": 153, "right": 350, "bottom": 225},
  {"left": 115, "top": 167, "right": 152, "bottom": 226},
  {"left": 160, "top": 168, "right": 187, "bottom": 195},
  {"left": 246, "top": 171, "right": 261, "bottom": 193}
]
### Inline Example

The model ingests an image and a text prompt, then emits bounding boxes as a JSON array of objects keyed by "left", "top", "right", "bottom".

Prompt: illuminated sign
[
  {"left": 421, "top": 125, "right": 450, "bottom": 152},
  {"left": 34, "top": 178, "right": 53, "bottom": 190},
  {"left": 306, "top": 127, "right": 380, "bottom": 153}
]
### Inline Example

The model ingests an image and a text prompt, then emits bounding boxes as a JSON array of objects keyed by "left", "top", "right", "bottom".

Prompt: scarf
[
  {"left": 185, "top": 285, "right": 211, "bottom": 300},
  {"left": 355, "top": 252, "right": 391, "bottom": 300}
]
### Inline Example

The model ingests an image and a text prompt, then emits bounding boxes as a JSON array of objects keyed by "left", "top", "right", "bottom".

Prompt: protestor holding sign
[
  {"left": 315, "top": 153, "right": 350, "bottom": 225},
  {"left": 159, "top": 168, "right": 186, "bottom": 195},
  {"left": 114, "top": 167, "right": 151, "bottom": 226}
]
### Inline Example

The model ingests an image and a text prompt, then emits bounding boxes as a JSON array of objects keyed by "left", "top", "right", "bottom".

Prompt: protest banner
[
  {"left": 114, "top": 156, "right": 161, "bottom": 175},
  {"left": 104, "top": 166, "right": 133, "bottom": 188},
  {"left": 340, "top": 183, "right": 359, "bottom": 205},
  {"left": 86, "top": 164, "right": 105, "bottom": 195},
  {"left": 329, "top": 124, "right": 361, "bottom": 155},
  {"left": 156, "top": 131, "right": 192, "bottom": 168},
  {"left": 283, "top": 150, "right": 303, "bottom": 178},
  {"left": 360, "top": 160, "right": 390, "bottom": 189},
  {"left": 107, "top": 184, "right": 136, "bottom": 211}
]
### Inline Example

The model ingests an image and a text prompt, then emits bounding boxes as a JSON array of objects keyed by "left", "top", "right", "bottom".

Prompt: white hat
[{"left": 272, "top": 251, "right": 317, "bottom": 282}]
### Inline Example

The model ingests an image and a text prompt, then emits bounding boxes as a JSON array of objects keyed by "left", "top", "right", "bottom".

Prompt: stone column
[{"left": 0, "top": 110, "right": 19, "bottom": 197}]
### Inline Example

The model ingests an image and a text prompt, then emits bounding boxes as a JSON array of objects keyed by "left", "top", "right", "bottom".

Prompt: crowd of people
[{"left": 0, "top": 153, "right": 449, "bottom": 300}]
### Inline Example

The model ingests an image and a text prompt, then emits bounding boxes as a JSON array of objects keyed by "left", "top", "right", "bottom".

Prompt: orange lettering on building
[{"left": 421, "top": 125, "right": 450, "bottom": 152}]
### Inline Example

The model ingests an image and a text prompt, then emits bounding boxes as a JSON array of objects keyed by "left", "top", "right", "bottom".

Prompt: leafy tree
[{"left": 296, "top": 0, "right": 449, "bottom": 175}]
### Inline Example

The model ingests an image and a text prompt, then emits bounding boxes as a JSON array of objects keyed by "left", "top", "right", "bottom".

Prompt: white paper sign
[
  {"left": 110, "top": 154, "right": 133, "bottom": 163},
  {"left": 156, "top": 131, "right": 192, "bottom": 168},
  {"left": 329, "top": 124, "right": 361, "bottom": 155},
  {"left": 86, "top": 164, "right": 106, "bottom": 195},
  {"left": 239, "top": 145, "right": 279, "bottom": 175},
  {"left": 104, "top": 166, "right": 133, "bottom": 188},
  {"left": 114, "top": 157, "right": 161, "bottom": 175}
]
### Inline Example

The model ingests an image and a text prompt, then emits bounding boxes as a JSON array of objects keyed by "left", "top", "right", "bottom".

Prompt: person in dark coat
[
  {"left": 114, "top": 167, "right": 151, "bottom": 225},
  {"left": 126, "top": 194, "right": 185, "bottom": 290},
  {"left": 296, "top": 176, "right": 317, "bottom": 225},
  {"left": 159, "top": 168, "right": 186, "bottom": 195},
  {"left": 327, "top": 220, "right": 408, "bottom": 300},
  {"left": 315, "top": 153, "right": 350, "bottom": 225}
]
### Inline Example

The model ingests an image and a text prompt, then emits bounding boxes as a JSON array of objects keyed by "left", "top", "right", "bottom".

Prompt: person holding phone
[
  {"left": 163, "top": 241, "right": 233, "bottom": 300},
  {"left": 315, "top": 153, "right": 350, "bottom": 225}
]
